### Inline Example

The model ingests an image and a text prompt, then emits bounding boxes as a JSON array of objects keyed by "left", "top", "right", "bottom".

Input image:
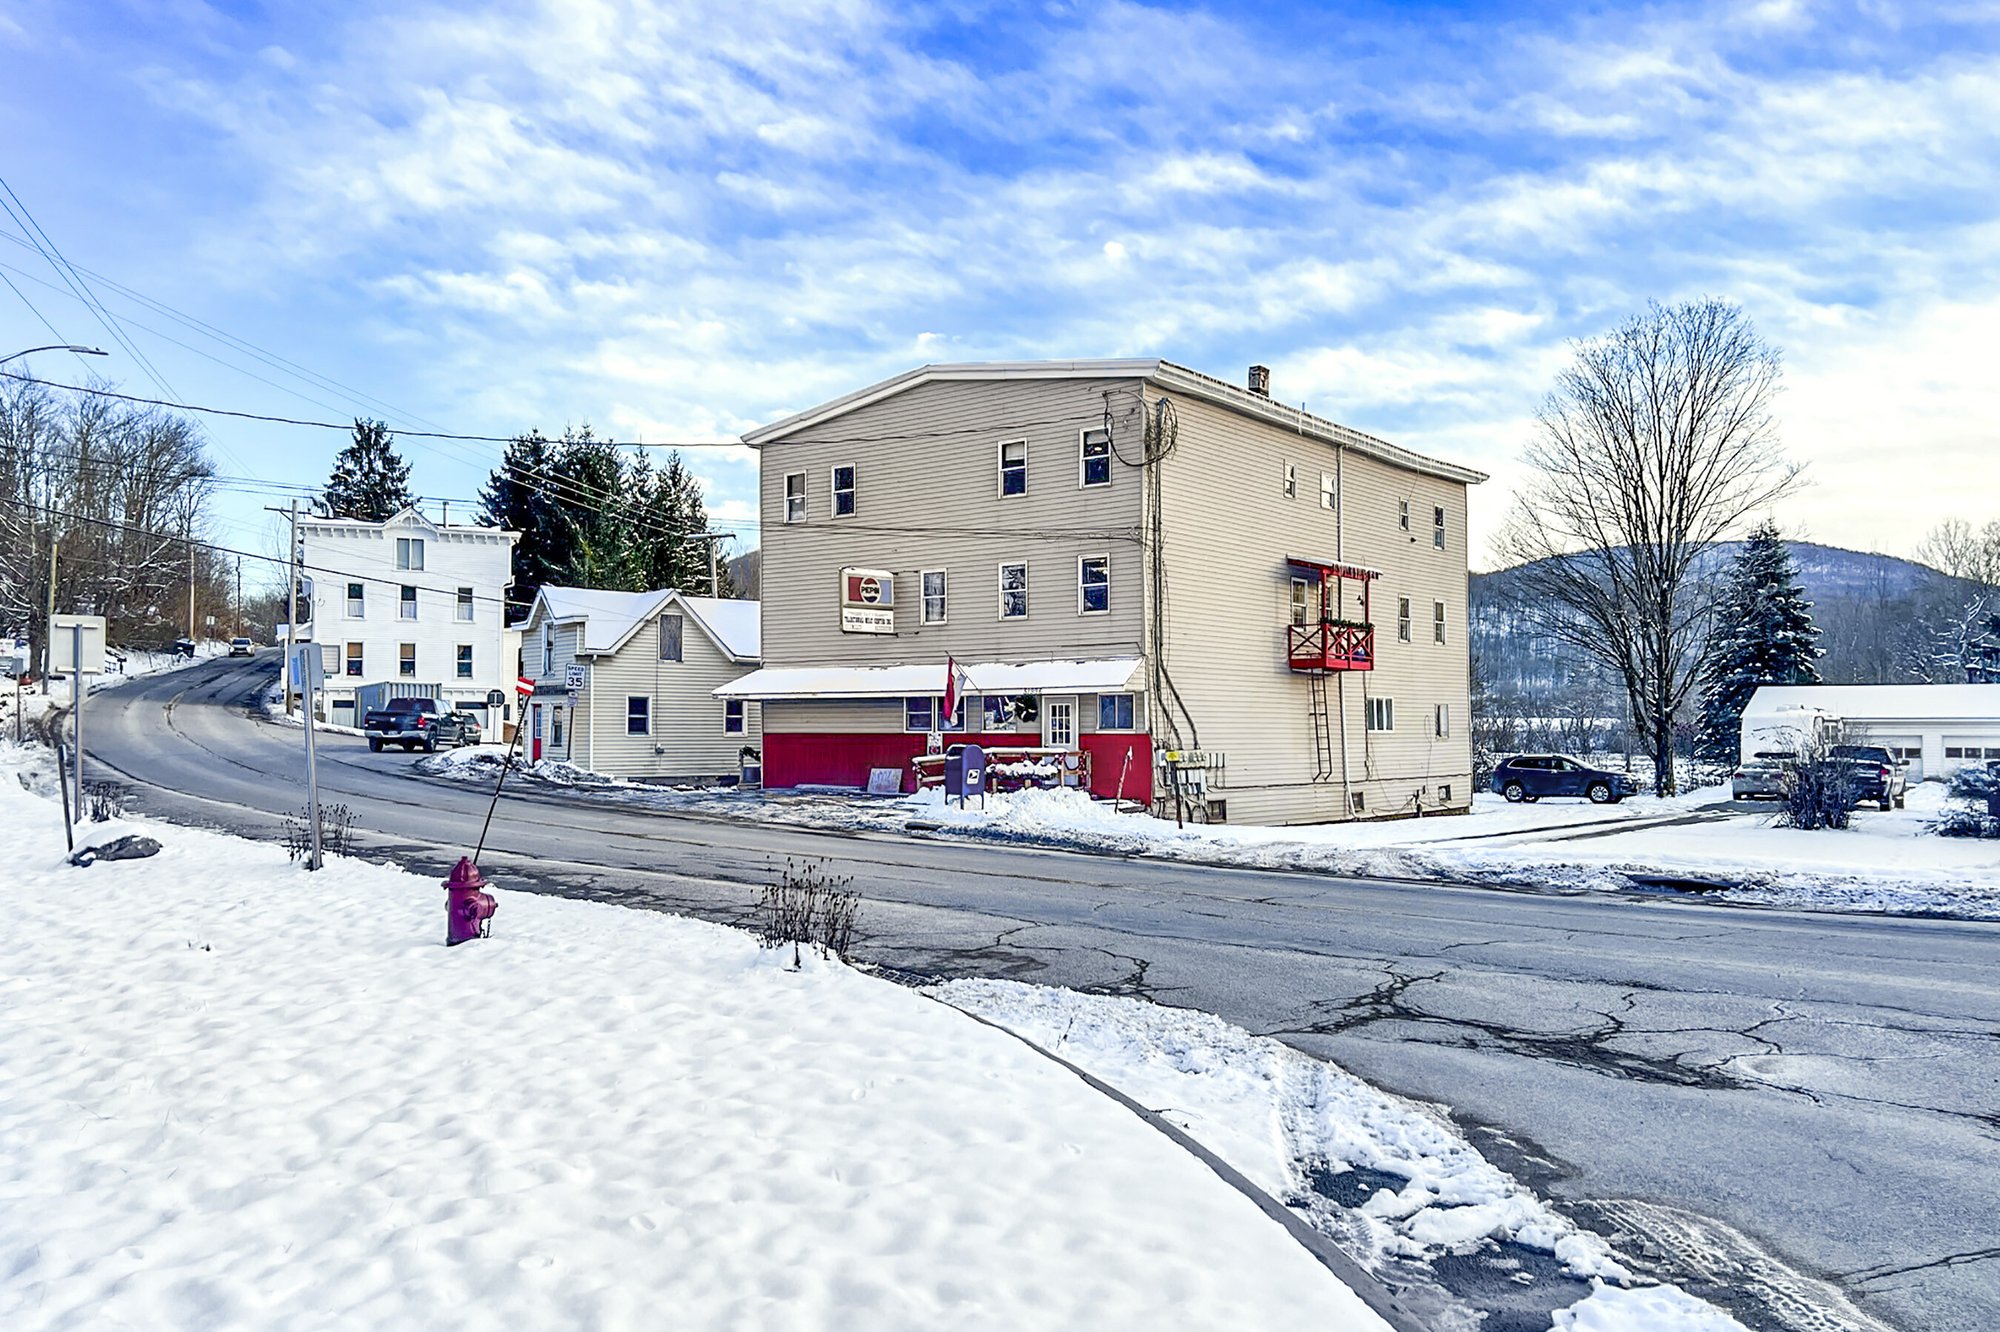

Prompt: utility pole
[
  {"left": 235, "top": 557, "right": 243, "bottom": 637},
  {"left": 187, "top": 514, "right": 197, "bottom": 642},
  {"left": 44, "top": 537, "right": 58, "bottom": 695},
  {"left": 286, "top": 500, "right": 299, "bottom": 708},
  {"left": 685, "top": 531, "right": 736, "bottom": 598},
  {"left": 270, "top": 498, "right": 322, "bottom": 869}
]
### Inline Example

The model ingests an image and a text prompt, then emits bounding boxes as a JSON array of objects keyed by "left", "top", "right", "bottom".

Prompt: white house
[
  {"left": 1743, "top": 683, "right": 2000, "bottom": 781},
  {"left": 519, "top": 586, "right": 762, "bottom": 781},
  {"left": 294, "top": 507, "right": 522, "bottom": 727}
]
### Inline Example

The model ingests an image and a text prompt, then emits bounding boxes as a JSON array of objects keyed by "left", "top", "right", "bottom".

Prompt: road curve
[{"left": 77, "top": 654, "right": 2000, "bottom": 1332}]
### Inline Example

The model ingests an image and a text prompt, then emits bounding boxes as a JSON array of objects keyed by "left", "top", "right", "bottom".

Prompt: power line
[{"left": 0, "top": 268, "right": 100, "bottom": 376}]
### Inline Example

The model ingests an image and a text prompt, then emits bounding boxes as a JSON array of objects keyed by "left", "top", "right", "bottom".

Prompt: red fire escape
[{"left": 1284, "top": 557, "right": 1378, "bottom": 782}]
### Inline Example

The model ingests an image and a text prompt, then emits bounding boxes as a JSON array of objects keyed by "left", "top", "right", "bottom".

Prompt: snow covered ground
[
  {"left": 417, "top": 748, "right": 2000, "bottom": 921},
  {"left": 0, "top": 732, "right": 1749, "bottom": 1331}
]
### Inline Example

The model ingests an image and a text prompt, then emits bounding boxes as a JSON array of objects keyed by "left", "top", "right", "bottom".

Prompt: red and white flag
[
  {"left": 943, "top": 655, "right": 971, "bottom": 724},
  {"left": 515, "top": 675, "right": 535, "bottom": 697}
]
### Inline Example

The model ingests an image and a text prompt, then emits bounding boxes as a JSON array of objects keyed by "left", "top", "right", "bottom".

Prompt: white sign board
[
  {"left": 564, "top": 663, "right": 587, "bottom": 692},
  {"left": 839, "top": 567, "right": 896, "bottom": 634},
  {"left": 49, "top": 614, "right": 107, "bottom": 675},
  {"left": 291, "top": 644, "right": 326, "bottom": 686}
]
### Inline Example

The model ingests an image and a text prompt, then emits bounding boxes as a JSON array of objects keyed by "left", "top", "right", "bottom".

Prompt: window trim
[
  {"left": 455, "top": 586, "right": 474, "bottom": 623},
  {"left": 1435, "top": 703, "right": 1450, "bottom": 738},
  {"left": 1077, "top": 554, "right": 1110, "bottom": 616},
  {"left": 626, "top": 695, "right": 651, "bottom": 737},
  {"left": 997, "top": 439, "right": 1027, "bottom": 499},
  {"left": 399, "top": 584, "right": 418, "bottom": 621},
  {"left": 998, "top": 560, "right": 1029, "bottom": 620},
  {"left": 541, "top": 624, "right": 553, "bottom": 676},
  {"left": 783, "top": 471, "right": 807, "bottom": 524},
  {"left": 1433, "top": 600, "right": 1447, "bottom": 645},
  {"left": 1097, "top": 693, "right": 1136, "bottom": 731},
  {"left": 830, "top": 464, "right": 856, "bottom": 518},
  {"left": 398, "top": 642, "right": 417, "bottom": 679},
  {"left": 1399, "top": 499, "right": 1411, "bottom": 532},
  {"left": 1433, "top": 504, "right": 1447, "bottom": 550},
  {"left": 920, "top": 569, "right": 947, "bottom": 625},
  {"left": 1290, "top": 576, "right": 1312, "bottom": 627},
  {"left": 1319, "top": 472, "right": 1336, "bottom": 511},
  {"left": 724, "top": 699, "right": 746, "bottom": 735},
  {"left": 346, "top": 582, "right": 365, "bottom": 618},
  {"left": 396, "top": 536, "right": 425, "bottom": 571},
  {"left": 1397, "top": 597, "right": 1413, "bottom": 642},
  {"left": 1366, "top": 696, "right": 1395, "bottom": 732},
  {"left": 345, "top": 641, "right": 364, "bottom": 678},
  {"left": 1078, "top": 427, "right": 1112, "bottom": 488},
  {"left": 904, "top": 695, "right": 935, "bottom": 733},
  {"left": 982, "top": 694, "right": 1015, "bottom": 729},
  {"left": 1283, "top": 463, "right": 1297, "bottom": 499},
  {"left": 660, "top": 612, "right": 685, "bottom": 663},
  {"left": 456, "top": 644, "right": 474, "bottom": 680}
]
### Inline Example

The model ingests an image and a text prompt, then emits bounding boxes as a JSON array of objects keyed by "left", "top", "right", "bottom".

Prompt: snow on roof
[
  {"left": 715, "top": 657, "right": 1145, "bottom": 700},
  {"left": 1746, "top": 683, "right": 2000, "bottom": 723},
  {"left": 533, "top": 587, "right": 761, "bottom": 660},
  {"left": 672, "top": 594, "right": 760, "bottom": 662}
]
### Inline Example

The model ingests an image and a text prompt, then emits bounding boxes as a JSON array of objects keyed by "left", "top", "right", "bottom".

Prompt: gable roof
[
  {"left": 526, "top": 586, "right": 760, "bottom": 662},
  {"left": 740, "top": 358, "right": 1488, "bottom": 486},
  {"left": 1747, "top": 683, "right": 2000, "bottom": 722}
]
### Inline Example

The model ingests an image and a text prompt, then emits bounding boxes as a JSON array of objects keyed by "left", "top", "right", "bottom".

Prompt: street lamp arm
[{"left": 0, "top": 345, "right": 109, "bottom": 366}]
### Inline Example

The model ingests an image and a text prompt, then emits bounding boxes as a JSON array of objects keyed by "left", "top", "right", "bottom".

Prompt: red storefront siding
[{"left": 764, "top": 730, "right": 1153, "bottom": 801}]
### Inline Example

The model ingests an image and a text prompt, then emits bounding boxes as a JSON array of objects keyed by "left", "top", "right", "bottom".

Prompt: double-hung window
[
  {"left": 921, "top": 570, "right": 947, "bottom": 625},
  {"left": 1366, "top": 697, "right": 1394, "bottom": 732},
  {"left": 1078, "top": 556, "right": 1109, "bottom": 614},
  {"left": 345, "top": 642, "right": 364, "bottom": 677},
  {"left": 1320, "top": 472, "right": 1336, "bottom": 510},
  {"left": 1399, "top": 500, "right": 1411, "bottom": 533},
  {"left": 1079, "top": 429, "right": 1111, "bottom": 487},
  {"left": 831, "top": 464, "right": 856, "bottom": 517},
  {"left": 904, "top": 696, "right": 935, "bottom": 732},
  {"left": 1434, "top": 703, "right": 1450, "bottom": 738},
  {"left": 627, "top": 696, "right": 650, "bottom": 736},
  {"left": 999, "top": 562, "right": 1028, "bottom": 619},
  {"left": 1433, "top": 600, "right": 1447, "bottom": 644},
  {"left": 998, "top": 440, "right": 1027, "bottom": 497},
  {"left": 783, "top": 472, "right": 806, "bottom": 523},
  {"left": 456, "top": 645, "right": 474, "bottom": 679},
  {"left": 541, "top": 625, "right": 553, "bottom": 675},
  {"left": 396, "top": 537, "right": 425, "bottom": 571},
  {"left": 1097, "top": 694, "right": 1135, "bottom": 730},
  {"left": 455, "top": 587, "right": 474, "bottom": 622},
  {"left": 1290, "top": 577, "right": 1312, "bottom": 626},
  {"left": 660, "top": 613, "right": 684, "bottom": 662},
  {"left": 1433, "top": 505, "right": 1447, "bottom": 550},
  {"left": 399, "top": 643, "right": 417, "bottom": 678},
  {"left": 1397, "top": 598, "right": 1412, "bottom": 642},
  {"left": 1283, "top": 464, "right": 1297, "bottom": 499},
  {"left": 346, "top": 582, "right": 365, "bottom": 617},
  {"left": 940, "top": 695, "right": 967, "bottom": 732},
  {"left": 399, "top": 585, "right": 417, "bottom": 620},
  {"left": 724, "top": 699, "right": 746, "bottom": 734}
]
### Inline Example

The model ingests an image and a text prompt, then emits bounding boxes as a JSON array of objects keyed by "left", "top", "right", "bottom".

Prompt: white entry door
[{"left": 1043, "top": 695, "right": 1077, "bottom": 748}]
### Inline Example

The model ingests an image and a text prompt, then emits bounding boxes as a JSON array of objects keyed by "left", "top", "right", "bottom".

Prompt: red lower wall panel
[{"left": 764, "top": 731, "right": 1153, "bottom": 801}]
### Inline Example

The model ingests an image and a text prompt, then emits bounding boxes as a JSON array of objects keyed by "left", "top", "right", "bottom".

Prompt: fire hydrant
[{"left": 445, "top": 857, "right": 497, "bottom": 946}]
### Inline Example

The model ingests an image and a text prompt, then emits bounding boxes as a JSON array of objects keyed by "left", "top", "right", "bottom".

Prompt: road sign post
[
  {"left": 51, "top": 614, "right": 105, "bottom": 822},
  {"left": 292, "top": 642, "right": 324, "bottom": 870}
]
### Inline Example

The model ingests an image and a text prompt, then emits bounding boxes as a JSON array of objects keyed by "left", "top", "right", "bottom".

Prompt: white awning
[{"left": 714, "top": 657, "right": 1146, "bottom": 701}]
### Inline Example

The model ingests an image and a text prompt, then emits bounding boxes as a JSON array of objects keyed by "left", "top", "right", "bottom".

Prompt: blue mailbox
[{"left": 944, "top": 743, "right": 986, "bottom": 808}]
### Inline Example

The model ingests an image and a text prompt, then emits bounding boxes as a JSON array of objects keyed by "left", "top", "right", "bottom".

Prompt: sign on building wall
[{"left": 839, "top": 567, "right": 896, "bottom": 634}]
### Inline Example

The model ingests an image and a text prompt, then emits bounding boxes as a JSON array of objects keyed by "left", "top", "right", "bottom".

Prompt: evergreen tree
[
  {"left": 479, "top": 431, "right": 565, "bottom": 613},
  {"left": 1696, "top": 524, "right": 1823, "bottom": 765},
  {"left": 321, "top": 419, "right": 414, "bottom": 521}
]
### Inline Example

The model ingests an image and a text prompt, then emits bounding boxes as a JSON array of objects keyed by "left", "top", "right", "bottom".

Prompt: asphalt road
[{"left": 77, "top": 654, "right": 2000, "bottom": 1332}]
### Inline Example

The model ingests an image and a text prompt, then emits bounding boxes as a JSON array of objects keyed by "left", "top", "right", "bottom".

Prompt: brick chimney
[{"left": 1247, "top": 364, "right": 1271, "bottom": 397}]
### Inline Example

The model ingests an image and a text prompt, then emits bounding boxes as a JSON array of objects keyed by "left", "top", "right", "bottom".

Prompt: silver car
[{"left": 1731, "top": 756, "right": 1789, "bottom": 800}]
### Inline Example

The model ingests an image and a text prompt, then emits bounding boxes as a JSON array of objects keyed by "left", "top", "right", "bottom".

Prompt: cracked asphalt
[{"left": 72, "top": 655, "right": 2000, "bottom": 1332}]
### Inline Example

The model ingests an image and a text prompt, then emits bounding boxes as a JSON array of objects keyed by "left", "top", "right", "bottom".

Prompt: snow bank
[{"left": 0, "top": 740, "right": 1392, "bottom": 1332}]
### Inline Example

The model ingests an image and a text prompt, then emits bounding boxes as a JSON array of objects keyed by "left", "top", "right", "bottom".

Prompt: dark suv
[{"left": 1491, "top": 754, "right": 1636, "bottom": 805}]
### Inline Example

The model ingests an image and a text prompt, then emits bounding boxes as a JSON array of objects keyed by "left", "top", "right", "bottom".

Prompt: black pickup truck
[
  {"left": 363, "top": 697, "right": 479, "bottom": 752},
  {"left": 1829, "top": 743, "right": 1908, "bottom": 811}
]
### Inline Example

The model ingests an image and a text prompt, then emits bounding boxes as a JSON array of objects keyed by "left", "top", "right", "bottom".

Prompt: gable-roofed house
[{"left": 519, "top": 587, "right": 761, "bottom": 781}]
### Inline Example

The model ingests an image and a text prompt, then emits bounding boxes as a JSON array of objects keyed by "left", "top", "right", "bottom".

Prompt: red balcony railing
[{"left": 1287, "top": 621, "right": 1375, "bottom": 672}]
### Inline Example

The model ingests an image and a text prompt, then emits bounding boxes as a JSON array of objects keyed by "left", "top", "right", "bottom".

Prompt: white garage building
[{"left": 1743, "top": 684, "right": 2000, "bottom": 781}]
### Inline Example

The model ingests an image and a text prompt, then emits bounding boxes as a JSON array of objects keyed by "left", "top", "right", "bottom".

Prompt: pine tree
[
  {"left": 479, "top": 431, "right": 565, "bottom": 613},
  {"left": 1696, "top": 524, "right": 1823, "bottom": 765},
  {"left": 321, "top": 419, "right": 415, "bottom": 521}
]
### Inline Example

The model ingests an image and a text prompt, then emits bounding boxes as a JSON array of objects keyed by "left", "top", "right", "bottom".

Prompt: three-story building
[{"left": 719, "top": 359, "right": 1486, "bottom": 825}]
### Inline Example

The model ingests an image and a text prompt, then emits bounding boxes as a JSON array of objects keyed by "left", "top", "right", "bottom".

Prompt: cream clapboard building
[
  {"left": 295, "top": 506, "right": 521, "bottom": 726},
  {"left": 520, "top": 587, "right": 761, "bottom": 781},
  {"left": 719, "top": 360, "right": 1486, "bottom": 824}
]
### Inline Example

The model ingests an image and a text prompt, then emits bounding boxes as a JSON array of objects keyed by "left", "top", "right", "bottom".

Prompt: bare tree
[
  {"left": 1914, "top": 518, "right": 2000, "bottom": 587},
  {"left": 1495, "top": 299, "right": 1800, "bottom": 796}
]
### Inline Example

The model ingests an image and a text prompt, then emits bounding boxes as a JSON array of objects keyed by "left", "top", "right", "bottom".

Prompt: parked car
[
  {"left": 171, "top": 636, "right": 198, "bottom": 659},
  {"left": 228, "top": 636, "right": 254, "bottom": 657},
  {"left": 1829, "top": 744, "right": 1908, "bottom": 811},
  {"left": 1730, "top": 754, "right": 1791, "bottom": 801},
  {"left": 1490, "top": 754, "right": 1636, "bottom": 804}
]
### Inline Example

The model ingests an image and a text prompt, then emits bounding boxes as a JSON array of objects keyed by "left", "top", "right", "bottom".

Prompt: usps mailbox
[{"left": 944, "top": 743, "right": 986, "bottom": 808}]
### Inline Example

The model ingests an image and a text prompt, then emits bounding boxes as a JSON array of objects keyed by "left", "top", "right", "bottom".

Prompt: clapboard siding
[
  {"left": 759, "top": 376, "right": 1149, "bottom": 668},
  {"left": 1153, "top": 392, "right": 1475, "bottom": 824}
]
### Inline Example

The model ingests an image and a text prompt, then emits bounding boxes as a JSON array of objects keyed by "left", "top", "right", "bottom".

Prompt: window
[
  {"left": 999, "top": 562, "right": 1029, "bottom": 618},
  {"left": 1351, "top": 791, "right": 1366, "bottom": 813},
  {"left": 541, "top": 625, "right": 553, "bottom": 675},
  {"left": 1366, "top": 697, "right": 1394, "bottom": 732},
  {"left": 1433, "top": 600, "right": 1447, "bottom": 644},
  {"left": 725, "top": 699, "right": 745, "bottom": 734},
  {"left": 346, "top": 582, "right": 365, "bottom": 617},
  {"left": 399, "top": 643, "right": 416, "bottom": 678},
  {"left": 1397, "top": 597, "right": 1412, "bottom": 642},
  {"left": 921, "top": 570, "right": 947, "bottom": 625},
  {"left": 1290, "top": 577, "right": 1312, "bottom": 626},
  {"left": 904, "top": 696, "right": 934, "bottom": 732},
  {"left": 1945, "top": 747, "right": 1965, "bottom": 758},
  {"left": 396, "top": 537, "right": 425, "bottom": 571},
  {"left": 660, "top": 613, "right": 684, "bottom": 662},
  {"left": 1098, "top": 694, "right": 1135, "bottom": 730},
  {"left": 1079, "top": 429, "right": 1111, "bottom": 487},
  {"left": 1399, "top": 500, "right": 1410, "bottom": 532},
  {"left": 1283, "top": 463, "right": 1297, "bottom": 499},
  {"left": 1440, "top": 784, "right": 1452, "bottom": 803},
  {"left": 400, "top": 585, "right": 417, "bottom": 620},
  {"left": 832, "top": 464, "right": 856, "bottom": 517},
  {"left": 457, "top": 645, "right": 473, "bottom": 679},
  {"left": 998, "top": 440, "right": 1027, "bottom": 497},
  {"left": 1434, "top": 703, "right": 1449, "bottom": 738},
  {"left": 784, "top": 472, "right": 806, "bottom": 523},
  {"left": 627, "top": 696, "right": 650, "bottom": 736},
  {"left": 1433, "top": 505, "right": 1447, "bottom": 550},
  {"left": 1078, "top": 555, "right": 1109, "bottom": 614},
  {"left": 983, "top": 694, "right": 1015, "bottom": 728},
  {"left": 1319, "top": 472, "right": 1336, "bottom": 510},
  {"left": 456, "top": 587, "right": 474, "bottom": 623},
  {"left": 941, "top": 695, "right": 967, "bottom": 732},
  {"left": 552, "top": 708, "right": 564, "bottom": 747},
  {"left": 345, "top": 642, "right": 363, "bottom": 677}
]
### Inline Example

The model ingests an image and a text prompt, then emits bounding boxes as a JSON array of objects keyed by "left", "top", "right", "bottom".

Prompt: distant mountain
[
  {"left": 726, "top": 549, "right": 761, "bottom": 600},
  {"left": 1473, "top": 541, "right": 1939, "bottom": 608}
]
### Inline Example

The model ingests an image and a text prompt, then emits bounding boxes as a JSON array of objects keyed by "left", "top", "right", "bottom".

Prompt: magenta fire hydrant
[{"left": 445, "top": 857, "right": 497, "bottom": 946}]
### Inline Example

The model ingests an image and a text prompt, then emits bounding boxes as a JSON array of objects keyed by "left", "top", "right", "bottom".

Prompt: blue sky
[{"left": 4, "top": 0, "right": 1998, "bottom": 577}]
